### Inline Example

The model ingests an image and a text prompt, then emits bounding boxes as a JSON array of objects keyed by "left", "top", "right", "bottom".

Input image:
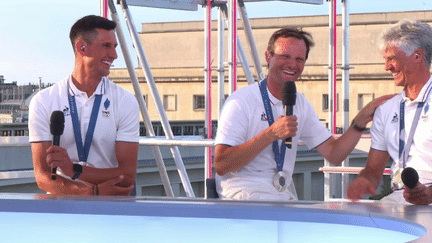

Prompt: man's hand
[
  {"left": 97, "top": 175, "right": 134, "bottom": 196},
  {"left": 404, "top": 183, "right": 432, "bottom": 205},
  {"left": 352, "top": 94, "right": 396, "bottom": 128},
  {"left": 347, "top": 176, "right": 377, "bottom": 201},
  {"left": 271, "top": 115, "right": 298, "bottom": 140},
  {"left": 46, "top": 145, "right": 74, "bottom": 177}
]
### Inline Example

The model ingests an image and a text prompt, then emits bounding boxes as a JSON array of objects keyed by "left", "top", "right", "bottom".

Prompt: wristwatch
[{"left": 71, "top": 162, "right": 85, "bottom": 180}]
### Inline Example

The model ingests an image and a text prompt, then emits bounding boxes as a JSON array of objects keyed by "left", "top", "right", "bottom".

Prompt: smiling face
[
  {"left": 266, "top": 37, "right": 306, "bottom": 88},
  {"left": 82, "top": 28, "right": 118, "bottom": 78},
  {"left": 382, "top": 45, "right": 417, "bottom": 87}
]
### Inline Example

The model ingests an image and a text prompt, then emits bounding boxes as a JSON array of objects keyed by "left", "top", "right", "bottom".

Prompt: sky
[{"left": 0, "top": 0, "right": 430, "bottom": 85}]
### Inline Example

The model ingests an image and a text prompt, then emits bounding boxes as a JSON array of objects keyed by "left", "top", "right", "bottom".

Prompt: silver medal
[
  {"left": 273, "top": 171, "right": 288, "bottom": 192},
  {"left": 392, "top": 168, "right": 404, "bottom": 190}
]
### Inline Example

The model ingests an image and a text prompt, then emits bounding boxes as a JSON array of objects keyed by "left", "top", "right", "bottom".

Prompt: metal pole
[
  {"left": 341, "top": 0, "right": 351, "bottom": 199},
  {"left": 118, "top": 0, "right": 195, "bottom": 197},
  {"left": 220, "top": 4, "right": 254, "bottom": 85},
  {"left": 228, "top": 0, "right": 237, "bottom": 94},
  {"left": 217, "top": 4, "right": 226, "bottom": 115},
  {"left": 107, "top": 0, "right": 174, "bottom": 197},
  {"left": 237, "top": 0, "right": 264, "bottom": 82},
  {"left": 100, "top": 0, "right": 108, "bottom": 18},
  {"left": 203, "top": 0, "right": 213, "bottom": 198},
  {"left": 332, "top": 0, "right": 337, "bottom": 135},
  {"left": 324, "top": 0, "right": 336, "bottom": 201}
]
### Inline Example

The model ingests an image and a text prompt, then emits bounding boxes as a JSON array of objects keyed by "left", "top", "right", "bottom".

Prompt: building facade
[{"left": 109, "top": 11, "right": 432, "bottom": 135}]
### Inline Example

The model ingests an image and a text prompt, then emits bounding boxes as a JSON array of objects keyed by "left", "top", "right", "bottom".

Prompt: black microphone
[
  {"left": 282, "top": 81, "right": 296, "bottom": 149},
  {"left": 401, "top": 167, "right": 419, "bottom": 189},
  {"left": 50, "top": 110, "right": 65, "bottom": 180}
]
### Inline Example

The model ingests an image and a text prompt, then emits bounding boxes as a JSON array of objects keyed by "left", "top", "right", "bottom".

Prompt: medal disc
[
  {"left": 392, "top": 168, "right": 404, "bottom": 190},
  {"left": 273, "top": 171, "right": 288, "bottom": 192}
]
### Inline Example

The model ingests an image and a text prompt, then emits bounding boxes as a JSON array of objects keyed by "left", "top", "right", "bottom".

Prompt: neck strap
[
  {"left": 259, "top": 79, "right": 286, "bottom": 172},
  {"left": 67, "top": 78, "right": 104, "bottom": 162}
]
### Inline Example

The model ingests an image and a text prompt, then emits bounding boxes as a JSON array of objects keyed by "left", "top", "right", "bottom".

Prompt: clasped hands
[{"left": 46, "top": 145, "right": 133, "bottom": 195}]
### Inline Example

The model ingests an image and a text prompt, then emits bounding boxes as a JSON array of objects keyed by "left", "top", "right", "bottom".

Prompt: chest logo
[
  {"left": 261, "top": 112, "right": 267, "bottom": 121},
  {"left": 63, "top": 106, "right": 70, "bottom": 116},
  {"left": 102, "top": 98, "right": 111, "bottom": 118},
  {"left": 391, "top": 112, "right": 398, "bottom": 123}
]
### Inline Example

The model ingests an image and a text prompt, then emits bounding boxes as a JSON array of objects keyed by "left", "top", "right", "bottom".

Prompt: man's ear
[
  {"left": 265, "top": 50, "right": 272, "bottom": 63},
  {"left": 413, "top": 49, "right": 424, "bottom": 61},
  {"left": 76, "top": 41, "right": 86, "bottom": 55}
]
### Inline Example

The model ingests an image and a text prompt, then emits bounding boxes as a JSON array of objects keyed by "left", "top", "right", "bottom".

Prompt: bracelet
[{"left": 351, "top": 121, "right": 367, "bottom": 132}]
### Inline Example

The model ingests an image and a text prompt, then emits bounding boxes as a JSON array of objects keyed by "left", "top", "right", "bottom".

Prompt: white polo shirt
[
  {"left": 215, "top": 82, "right": 331, "bottom": 200},
  {"left": 371, "top": 76, "right": 432, "bottom": 184},
  {"left": 29, "top": 76, "right": 139, "bottom": 169}
]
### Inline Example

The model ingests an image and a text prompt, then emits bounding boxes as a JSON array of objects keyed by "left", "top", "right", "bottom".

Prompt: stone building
[{"left": 109, "top": 11, "right": 432, "bottom": 135}]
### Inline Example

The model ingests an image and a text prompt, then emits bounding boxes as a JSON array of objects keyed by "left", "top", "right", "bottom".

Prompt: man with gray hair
[{"left": 347, "top": 19, "right": 432, "bottom": 205}]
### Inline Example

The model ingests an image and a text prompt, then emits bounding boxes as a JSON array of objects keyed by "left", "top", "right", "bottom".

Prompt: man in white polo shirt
[
  {"left": 29, "top": 15, "right": 139, "bottom": 195},
  {"left": 347, "top": 19, "right": 432, "bottom": 205},
  {"left": 214, "top": 28, "right": 393, "bottom": 201}
]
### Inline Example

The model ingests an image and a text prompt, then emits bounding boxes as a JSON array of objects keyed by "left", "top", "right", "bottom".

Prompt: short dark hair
[
  {"left": 267, "top": 27, "right": 314, "bottom": 60},
  {"left": 69, "top": 15, "right": 116, "bottom": 53}
]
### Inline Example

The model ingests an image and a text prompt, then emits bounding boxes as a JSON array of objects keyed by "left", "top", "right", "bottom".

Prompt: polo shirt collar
[
  {"left": 401, "top": 75, "right": 432, "bottom": 104},
  {"left": 267, "top": 87, "right": 282, "bottom": 106},
  {"left": 68, "top": 76, "right": 106, "bottom": 98}
]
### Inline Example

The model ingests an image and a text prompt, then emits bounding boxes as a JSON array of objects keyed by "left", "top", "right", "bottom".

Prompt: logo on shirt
[
  {"left": 261, "top": 112, "right": 268, "bottom": 121},
  {"left": 422, "top": 103, "right": 429, "bottom": 122},
  {"left": 391, "top": 113, "right": 398, "bottom": 123},
  {"left": 63, "top": 106, "right": 70, "bottom": 116},
  {"left": 102, "top": 98, "right": 111, "bottom": 118}
]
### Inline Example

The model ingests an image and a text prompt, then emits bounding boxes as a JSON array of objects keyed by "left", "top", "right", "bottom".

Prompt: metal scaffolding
[{"left": 102, "top": 0, "right": 352, "bottom": 201}]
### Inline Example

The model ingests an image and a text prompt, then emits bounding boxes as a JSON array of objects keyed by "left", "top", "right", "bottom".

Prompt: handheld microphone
[
  {"left": 282, "top": 81, "right": 296, "bottom": 149},
  {"left": 401, "top": 167, "right": 419, "bottom": 189},
  {"left": 50, "top": 110, "right": 65, "bottom": 180}
]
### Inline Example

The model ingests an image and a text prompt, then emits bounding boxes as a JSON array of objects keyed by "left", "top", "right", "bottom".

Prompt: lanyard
[
  {"left": 68, "top": 80, "right": 104, "bottom": 163},
  {"left": 259, "top": 79, "right": 286, "bottom": 172},
  {"left": 398, "top": 83, "right": 432, "bottom": 168}
]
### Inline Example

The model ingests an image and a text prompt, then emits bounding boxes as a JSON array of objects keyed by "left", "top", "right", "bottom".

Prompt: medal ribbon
[
  {"left": 259, "top": 79, "right": 286, "bottom": 172},
  {"left": 398, "top": 82, "right": 432, "bottom": 169},
  {"left": 68, "top": 79, "right": 104, "bottom": 163}
]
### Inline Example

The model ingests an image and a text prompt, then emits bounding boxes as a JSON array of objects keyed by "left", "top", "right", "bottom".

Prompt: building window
[
  {"left": 140, "top": 127, "right": 146, "bottom": 136},
  {"left": 322, "top": 93, "right": 339, "bottom": 112},
  {"left": 322, "top": 94, "right": 329, "bottom": 111},
  {"left": 193, "top": 95, "right": 205, "bottom": 110},
  {"left": 194, "top": 125, "right": 204, "bottom": 136},
  {"left": 183, "top": 126, "right": 194, "bottom": 135},
  {"left": 358, "top": 93, "right": 374, "bottom": 110},
  {"left": 136, "top": 94, "right": 148, "bottom": 107},
  {"left": 163, "top": 94, "right": 177, "bottom": 111},
  {"left": 157, "top": 126, "right": 165, "bottom": 136},
  {"left": 142, "top": 95, "right": 148, "bottom": 107},
  {"left": 172, "top": 126, "right": 182, "bottom": 136}
]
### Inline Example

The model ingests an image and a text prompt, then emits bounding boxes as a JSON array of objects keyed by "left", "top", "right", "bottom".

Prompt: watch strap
[{"left": 71, "top": 164, "right": 83, "bottom": 180}]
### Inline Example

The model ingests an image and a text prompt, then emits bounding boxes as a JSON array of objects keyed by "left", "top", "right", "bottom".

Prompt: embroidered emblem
[
  {"left": 102, "top": 98, "right": 111, "bottom": 118},
  {"left": 391, "top": 112, "right": 398, "bottom": 123},
  {"left": 261, "top": 112, "right": 267, "bottom": 121},
  {"left": 63, "top": 106, "right": 70, "bottom": 116}
]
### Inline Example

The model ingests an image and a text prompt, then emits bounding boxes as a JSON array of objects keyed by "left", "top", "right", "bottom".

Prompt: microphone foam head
[
  {"left": 50, "top": 110, "right": 65, "bottom": 136},
  {"left": 401, "top": 167, "right": 419, "bottom": 189},
  {"left": 282, "top": 81, "right": 296, "bottom": 106}
]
